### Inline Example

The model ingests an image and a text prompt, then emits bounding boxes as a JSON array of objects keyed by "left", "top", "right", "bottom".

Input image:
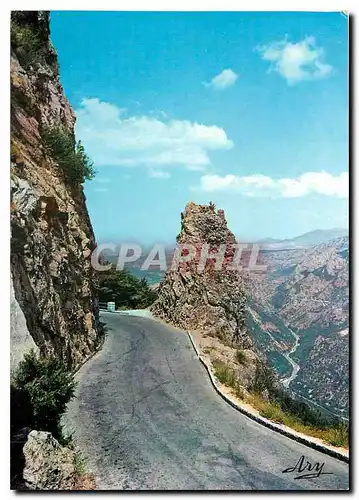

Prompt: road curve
[
  {"left": 63, "top": 312, "right": 349, "bottom": 491},
  {"left": 282, "top": 327, "right": 300, "bottom": 389}
]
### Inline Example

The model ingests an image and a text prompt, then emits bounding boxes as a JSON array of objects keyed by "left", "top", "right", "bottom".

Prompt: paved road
[{"left": 63, "top": 312, "right": 349, "bottom": 490}]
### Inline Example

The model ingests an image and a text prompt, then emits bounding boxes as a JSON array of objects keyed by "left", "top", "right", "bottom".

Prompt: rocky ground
[{"left": 12, "top": 429, "right": 95, "bottom": 490}]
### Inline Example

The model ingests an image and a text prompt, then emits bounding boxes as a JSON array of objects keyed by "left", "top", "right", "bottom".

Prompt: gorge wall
[
  {"left": 10, "top": 11, "right": 101, "bottom": 371},
  {"left": 152, "top": 202, "right": 250, "bottom": 346}
]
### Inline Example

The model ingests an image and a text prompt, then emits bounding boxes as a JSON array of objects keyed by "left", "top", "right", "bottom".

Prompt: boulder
[{"left": 23, "top": 431, "right": 76, "bottom": 490}]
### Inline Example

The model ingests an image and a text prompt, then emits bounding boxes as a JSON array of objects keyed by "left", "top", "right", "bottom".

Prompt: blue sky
[{"left": 51, "top": 11, "right": 348, "bottom": 244}]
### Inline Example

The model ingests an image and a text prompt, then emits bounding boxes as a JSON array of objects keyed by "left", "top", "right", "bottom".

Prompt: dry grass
[
  {"left": 73, "top": 474, "right": 96, "bottom": 490},
  {"left": 11, "top": 140, "right": 20, "bottom": 160},
  {"left": 212, "top": 359, "right": 245, "bottom": 400},
  {"left": 202, "top": 346, "right": 214, "bottom": 355},
  {"left": 72, "top": 451, "right": 96, "bottom": 490},
  {"left": 209, "top": 352, "right": 348, "bottom": 451},
  {"left": 206, "top": 328, "right": 235, "bottom": 348},
  {"left": 212, "top": 359, "right": 237, "bottom": 387},
  {"left": 246, "top": 394, "right": 349, "bottom": 449}
]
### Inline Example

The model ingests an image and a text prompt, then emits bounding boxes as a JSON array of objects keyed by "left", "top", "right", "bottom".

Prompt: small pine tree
[
  {"left": 43, "top": 127, "right": 95, "bottom": 185},
  {"left": 97, "top": 268, "right": 157, "bottom": 310}
]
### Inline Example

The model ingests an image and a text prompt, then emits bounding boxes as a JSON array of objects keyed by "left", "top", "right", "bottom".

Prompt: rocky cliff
[
  {"left": 150, "top": 202, "right": 266, "bottom": 394},
  {"left": 10, "top": 11, "right": 101, "bottom": 370},
  {"left": 152, "top": 202, "right": 253, "bottom": 348}
]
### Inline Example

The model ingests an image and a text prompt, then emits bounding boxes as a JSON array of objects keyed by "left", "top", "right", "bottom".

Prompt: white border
[
  {"left": 1, "top": 1, "right": 354, "bottom": 11},
  {"left": 1, "top": 3, "right": 355, "bottom": 498}
]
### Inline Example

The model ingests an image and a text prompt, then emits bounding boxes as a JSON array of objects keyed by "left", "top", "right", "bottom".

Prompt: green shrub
[
  {"left": 250, "top": 360, "right": 276, "bottom": 394},
  {"left": 11, "top": 23, "right": 44, "bottom": 69},
  {"left": 98, "top": 268, "right": 157, "bottom": 310},
  {"left": 271, "top": 387, "right": 326, "bottom": 428},
  {"left": 236, "top": 349, "right": 247, "bottom": 365},
  {"left": 43, "top": 126, "right": 95, "bottom": 185},
  {"left": 73, "top": 451, "right": 86, "bottom": 475},
  {"left": 12, "top": 350, "right": 76, "bottom": 439}
]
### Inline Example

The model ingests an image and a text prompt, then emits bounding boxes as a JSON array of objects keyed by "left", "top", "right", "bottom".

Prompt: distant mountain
[
  {"left": 287, "top": 228, "right": 349, "bottom": 247},
  {"left": 257, "top": 228, "right": 348, "bottom": 250},
  {"left": 256, "top": 238, "right": 289, "bottom": 244},
  {"left": 247, "top": 236, "right": 349, "bottom": 418}
]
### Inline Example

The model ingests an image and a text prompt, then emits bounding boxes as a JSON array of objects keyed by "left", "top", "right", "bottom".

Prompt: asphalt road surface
[{"left": 63, "top": 312, "right": 349, "bottom": 491}]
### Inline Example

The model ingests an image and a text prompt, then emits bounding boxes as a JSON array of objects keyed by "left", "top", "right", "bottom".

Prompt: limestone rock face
[
  {"left": 10, "top": 12, "right": 101, "bottom": 369},
  {"left": 10, "top": 277, "right": 38, "bottom": 373},
  {"left": 23, "top": 431, "right": 76, "bottom": 490},
  {"left": 151, "top": 202, "right": 252, "bottom": 349}
]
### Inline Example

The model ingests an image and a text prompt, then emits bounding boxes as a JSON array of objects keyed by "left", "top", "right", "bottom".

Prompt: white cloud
[
  {"left": 278, "top": 172, "right": 348, "bottom": 197},
  {"left": 196, "top": 171, "right": 348, "bottom": 198},
  {"left": 95, "top": 177, "right": 111, "bottom": 184},
  {"left": 148, "top": 169, "right": 171, "bottom": 179},
  {"left": 93, "top": 187, "right": 109, "bottom": 193},
  {"left": 204, "top": 69, "right": 238, "bottom": 90},
  {"left": 257, "top": 37, "right": 332, "bottom": 84},
  {"left": 75, "top": 98, "right": 232, "bottom": 172}
]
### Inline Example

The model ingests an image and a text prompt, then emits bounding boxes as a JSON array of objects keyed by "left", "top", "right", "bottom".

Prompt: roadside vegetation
[
  {"left": 235, "top": 349, "right": 247, "bottom": 365},
  {"left": 97, "top": 268, "right": 157, "bottom": 310},
  {"left": 212, "top": 357, "right": 348, "bottom": 448},
  {"left": 10, "top": 350, "right": 97, "bottom": 489},
  {"left": 246, "top": 394, "right": 348, "bottom": 448},
  {"left": 212, "top": 359, "right": 244, "bottom": 399},
  {"left": 11, "top": 349, "right": 76, "bottom": 443}
]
